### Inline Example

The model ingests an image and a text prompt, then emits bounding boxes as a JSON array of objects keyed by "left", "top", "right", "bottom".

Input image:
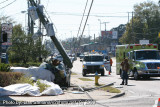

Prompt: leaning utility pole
[{"left": 28, "top": 0, "right": 72, "bottom": 68}]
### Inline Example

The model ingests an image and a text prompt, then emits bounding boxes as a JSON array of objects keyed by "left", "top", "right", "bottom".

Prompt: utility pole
[
  {"left": 103, "top": 22, "right": 109, "bottom": 31},
  {"left": 38, "top": 0, "right": 41, "bottom": 32},
  {"left": 128, "top": 12, "right": 130, "bottom": 23},
  {"left": 28, "top": 0, "right": 72, "bottom": 68},
  {"left": 132, "top": 11, "right": 134, "bottom": 43},
  {"left": 28, "top": 1, "right": 30, "bottom": 35},
  {"left": 87, "top": 24, "right": 90, "bottom": 43},
  {"left": 98, "top": 19, "right": 101, "bottom": 43},
  {"left": 102, "top": 22, "right": 109, "bottom": 52},
  {"left": 102, "top": 22, "right": 109, "bottom": 39}
]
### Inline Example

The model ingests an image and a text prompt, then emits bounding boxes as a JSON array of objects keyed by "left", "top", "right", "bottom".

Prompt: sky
[{"left": 0, "top": 0, "right": 159, "bottom": 40}]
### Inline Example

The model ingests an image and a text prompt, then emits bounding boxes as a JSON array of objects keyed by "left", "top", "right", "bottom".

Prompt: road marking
[{"left": 128, "top": 90, "right": 135, "bottom": 94}]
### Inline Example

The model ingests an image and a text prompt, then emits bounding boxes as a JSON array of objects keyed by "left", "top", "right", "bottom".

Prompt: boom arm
[{"left": 28, "top": 0, "right": 72, "bottom": 68}]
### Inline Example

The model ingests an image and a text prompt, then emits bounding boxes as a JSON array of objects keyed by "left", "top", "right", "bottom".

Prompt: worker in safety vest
[{"left": 109, "top": 58, "right": 113, "bottom": 75}]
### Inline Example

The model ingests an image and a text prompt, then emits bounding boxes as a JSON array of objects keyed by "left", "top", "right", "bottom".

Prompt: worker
[
  {"left": 109, "top": 57, "right": 113, "bottom": 75},
  {"left": 120, "top": 58, "right": 130, "bottom": 85}
]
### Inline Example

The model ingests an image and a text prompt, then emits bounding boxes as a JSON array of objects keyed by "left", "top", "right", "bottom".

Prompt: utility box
[
  {"left": 28, "top": 6, "right": 39, "bottom": 21},
  {"left": 45, "top": 23, "right": 55, "bottom": 36}
]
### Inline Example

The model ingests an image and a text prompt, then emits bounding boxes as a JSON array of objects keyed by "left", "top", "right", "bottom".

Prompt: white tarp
[
  {"left": 10, "top": 66, "right": 55, "bottom": 82},
  {"left": 0, "top": 80, "right": 63, "bottom": 96}
]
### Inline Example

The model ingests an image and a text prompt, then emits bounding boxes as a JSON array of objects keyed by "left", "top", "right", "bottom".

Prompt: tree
[
  {"left": 120, "top": 1, "right": 160, "bottom": 44},
  {"left": 8, "top": 24, "right": 49, "bottom": 63}
]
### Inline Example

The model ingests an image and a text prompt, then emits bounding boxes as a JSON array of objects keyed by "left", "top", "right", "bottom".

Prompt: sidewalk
[{"left": 0, "top": 71, "right": 125, "bottom": 106}]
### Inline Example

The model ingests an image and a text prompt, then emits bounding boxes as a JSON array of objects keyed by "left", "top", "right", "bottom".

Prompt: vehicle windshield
[
  {"left": 136, "top": 51, "right": 160, "bottom": 60},
  {"left": 84, "top": 56, "right": 103, "bottom": 62}
]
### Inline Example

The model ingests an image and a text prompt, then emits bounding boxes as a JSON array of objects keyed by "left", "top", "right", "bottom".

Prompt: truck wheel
[
  {"left": 82, "top": 70, "right": 86, "bottom": 76},
  {"left": 134, "top": 71, "right": 139, "bottom": 80},
  {"left": 101, "top": 70, "right": 104, "bottom": 76}
]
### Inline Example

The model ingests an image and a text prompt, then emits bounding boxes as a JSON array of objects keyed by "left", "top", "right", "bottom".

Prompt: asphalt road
[
  {"left": 20, "top": 57, "right": 160, "bottom": 107},
  {"left": 71, "top": 57, "right": 160, "bottom": 107}
]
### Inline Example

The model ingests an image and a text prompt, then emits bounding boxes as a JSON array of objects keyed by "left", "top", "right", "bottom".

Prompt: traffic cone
[{"left": 158, "top": 98, "right": 160, "bottom": 107}]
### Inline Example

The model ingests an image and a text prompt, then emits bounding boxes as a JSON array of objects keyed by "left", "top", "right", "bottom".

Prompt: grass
[
  {"left": 71, "top": 72, "right": 77, "bottom": 75},
  {"left": 36, "top": 79, "right": 51, "bottom": 93},
  {"left": 95, "top": 84, "right": 121, "bottom": 93},
  {"left": 79, "top": 78, "right": 93, "bottom": 81},
  {"left": 16, "top": 77, "right": 51, "bottom": 93},
  {"left": 16, "top": 76, "right": 34, "bottom": 86}
]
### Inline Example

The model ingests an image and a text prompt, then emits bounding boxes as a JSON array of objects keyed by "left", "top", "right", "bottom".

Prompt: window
[
  {"left": 84, "top": 56, "right": 103, "bottom": 62},
  {"left": 136, "top": 51, "right": 160, "bottom": 60}
]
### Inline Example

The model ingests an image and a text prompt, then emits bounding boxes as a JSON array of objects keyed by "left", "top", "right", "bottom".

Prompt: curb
[{"left": 110, "top": 90, "right": 125, "bottom": 98}]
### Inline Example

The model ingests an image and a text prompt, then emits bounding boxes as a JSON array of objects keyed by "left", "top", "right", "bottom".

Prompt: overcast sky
[{"left": 0, "top": 0, "right": 159, "bottom": 40}]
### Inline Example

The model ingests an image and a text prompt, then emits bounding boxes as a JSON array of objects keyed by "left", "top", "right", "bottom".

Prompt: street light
[
  {"left": 87, "top": 24, "right": 91, "bottom": 43},
  {"left": 98, "top": 19, "right": 101, "bottom": 37},
  {"left": 21, "top": 11, "right": 27, "bottom": 32},
  {"left": 98, "top": 19, "right": 102, "bottom": 43},
  {"left": 102, "top": 22, "right": 109, "bottom": 31}
]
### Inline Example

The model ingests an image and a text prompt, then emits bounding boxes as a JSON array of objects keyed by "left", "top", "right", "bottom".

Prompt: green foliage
[
  {"left": 7, "top": 24, "right": 50, "bottom": 64},
  {"left": 95, "top": 84, "right": 121, "bottom": 93},
  {"left": 36, "top": 79, "right": 51, "bottom": 93},
  {"left": 16, "top": 76, "right": 34, "bottom": 86},
  {"left": 11, "top": 62, "right": 41, "bottom": 67},
  {"left": 0, "top": 72, "right": 23, "bottom": 87},
  {"left": 78, "top": 78, "right": 93, "bottom": 81},
  {"left": 120, "top": 1, "right": 160, "bottom": 44},
  {"left": 0, "top": 63, "right": 10, "bottom": 72}
]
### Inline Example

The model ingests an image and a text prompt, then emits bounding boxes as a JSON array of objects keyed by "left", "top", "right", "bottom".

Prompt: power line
[
  {"left": 76, "top": 0, "right": 89, "bottom": 38},
  {"left": 0, "top": 0, "right": 16, "bottom": 9},
  {"left": 77, "top": 0, "right": 94, "bottom": 49},
  {"left": 0, "top": 0, "right": 9, "bottom": 5},
  {"left": 49, "top": 12, "right": 128, "bottom": 18},
  {"left": 46, "top": 0, "right": 49, "bottom": 10},
  {"left": 80, "top": 0, "right": 94, "bottom": 38}
]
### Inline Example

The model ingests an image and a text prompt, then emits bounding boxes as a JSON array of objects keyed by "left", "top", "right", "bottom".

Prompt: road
[{"left": 71, "top": 57, "right": 160, "bottom": 107}]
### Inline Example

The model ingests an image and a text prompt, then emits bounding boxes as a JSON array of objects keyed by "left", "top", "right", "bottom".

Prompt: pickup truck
[{"left": 81, "top": 54, "right": 105, "bottom": 76}]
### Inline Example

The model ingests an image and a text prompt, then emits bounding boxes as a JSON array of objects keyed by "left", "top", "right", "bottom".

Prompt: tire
[
  {"left": 134, "top": 71, "right": 139, "bottom": 80},
  {"left": 82, "top": 70, "right": 86, "bottom": 76},
  {"left": 101, "top": 69, "right": 104, "bottom": 76}
]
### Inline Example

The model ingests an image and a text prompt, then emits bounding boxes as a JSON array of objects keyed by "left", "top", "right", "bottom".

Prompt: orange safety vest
[{"left": 110, "top": 58, "right": 113, "bottom": 66}]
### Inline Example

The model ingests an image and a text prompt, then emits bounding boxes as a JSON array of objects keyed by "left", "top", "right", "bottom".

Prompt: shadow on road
[
  {"left": 129, "top": 77, "right": 160, "bottom": 81},
  {"left": 126, "top": 84, "right": 136, "bottom": 86},
  {"left": 84, "top": 75, "right": 108, "bottom": 77}
]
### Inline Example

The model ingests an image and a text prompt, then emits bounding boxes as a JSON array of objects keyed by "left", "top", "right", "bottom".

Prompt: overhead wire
[
  {"left": 0, "top": 0, "right": 16, "bottom": 9},
  {"left": 0, "top": 0, "right": 9, "bottom": 5},
  {"left": 78, "top": 0, "right": 94, "bottom": 46},
  {"left": 46, "top": 0, "right": 49, "bottom": 10},
  {"left": 76, "top": 0, "right": 89, "bottom": 38},
  {"left": 48, "top": 12, "right": 128, "bottom": 18}
]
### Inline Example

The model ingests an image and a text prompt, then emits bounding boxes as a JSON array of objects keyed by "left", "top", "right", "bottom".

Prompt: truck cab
[
  {"left": 81, "top": 54, "right": 105, "bottom": 76},
  {"left": 128, "top": 49, "right": 160, "bottom": 79},
  {"left": 116, "top": 44, "right": 160, "bottom": 80}
]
